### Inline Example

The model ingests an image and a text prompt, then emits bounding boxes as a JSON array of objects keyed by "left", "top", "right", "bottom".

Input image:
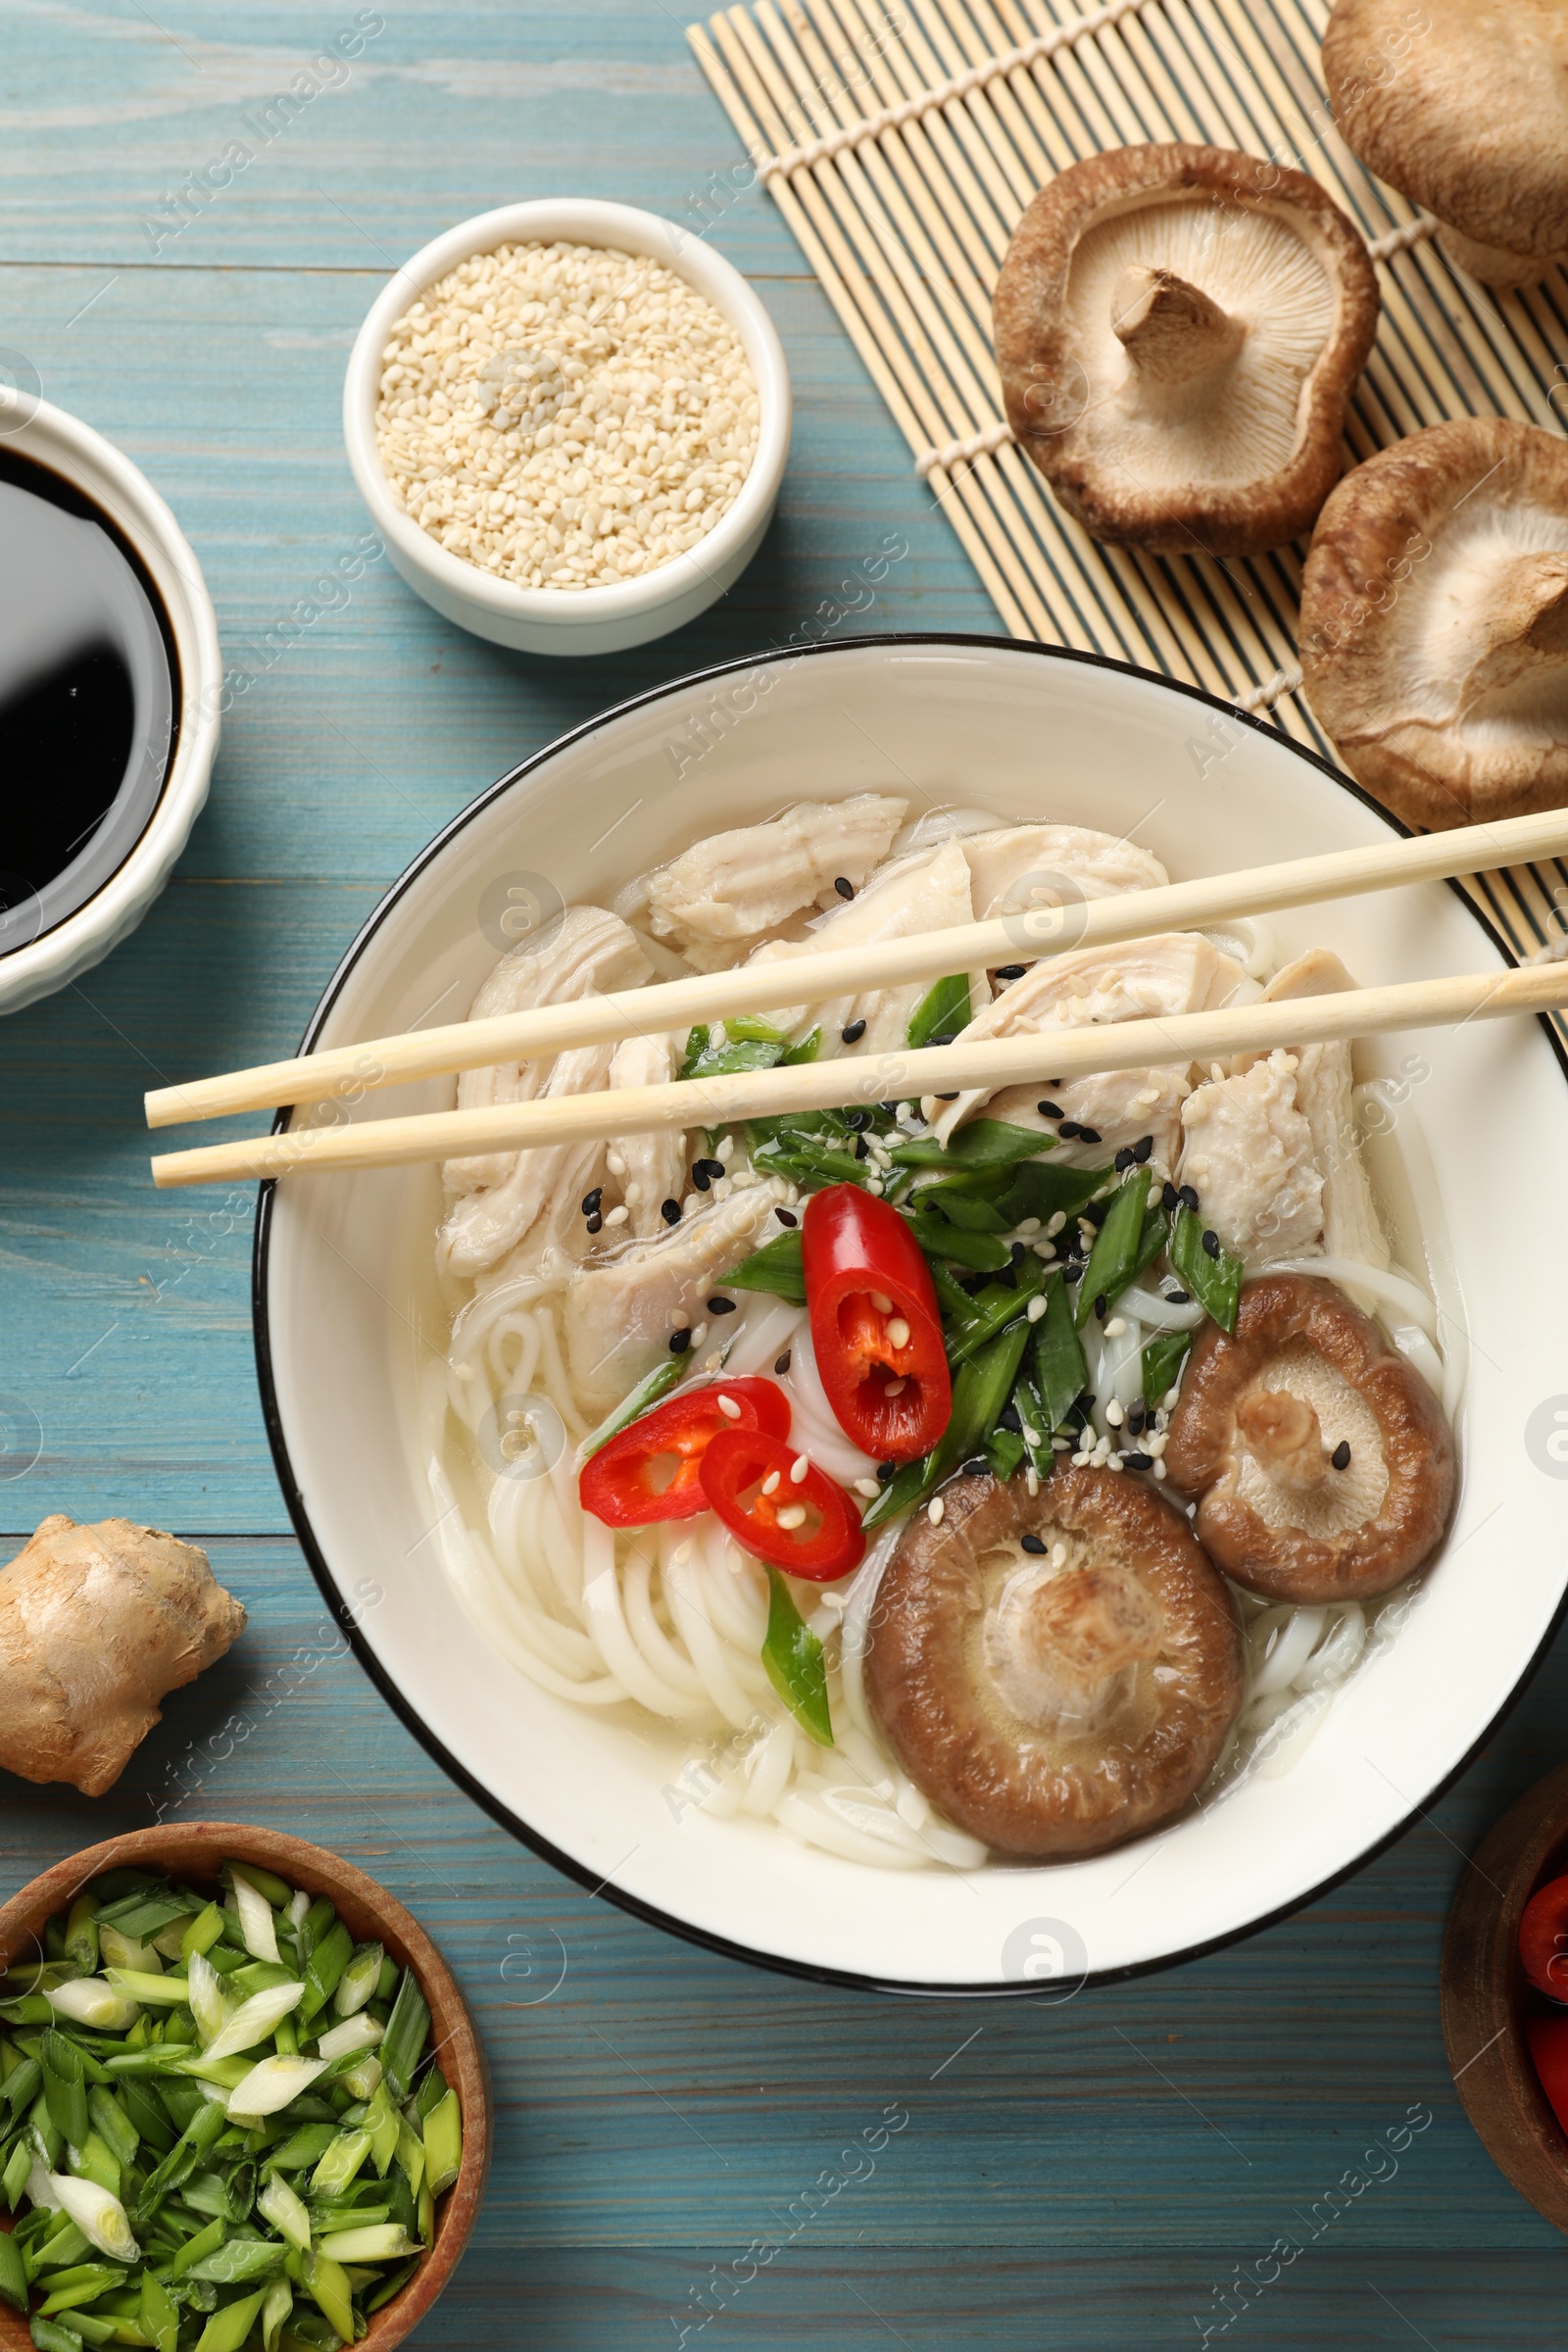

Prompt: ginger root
[{"left": 0, "top": 1515, "right": 246, "bottom": 1795}]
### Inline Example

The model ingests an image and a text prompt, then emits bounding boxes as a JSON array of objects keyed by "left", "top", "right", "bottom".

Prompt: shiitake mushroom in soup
[{"left": 863, "top": 1467, "right": 1245, "bottom": 1860}]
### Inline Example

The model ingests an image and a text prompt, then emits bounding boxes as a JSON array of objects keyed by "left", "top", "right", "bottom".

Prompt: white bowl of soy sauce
[{"left": 0, "top": 394, "right": 220, "bottom": 1015}]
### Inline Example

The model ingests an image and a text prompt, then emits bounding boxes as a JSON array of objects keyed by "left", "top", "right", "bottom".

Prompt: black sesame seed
[
  {"left": 833, "top": 875, "right": 855, "bottom": 900},
  {"left": 708, "top": 1296, "right": 737, "bottom": 1315},
  {"left": 1178, "top": 1184, "right": 1199, "bottom": 1210},
  {"left": 997, "top": 964, "right": 1027, "bottom": 981},
  {"left": 1114, "top": 1147, "right": 1135, "bottom": 1171},
  {"left": 1000, "top": 1404, "right": 1022, "bottom": 1433},
  {"left": 1061, "top": 1261, "right": 1084, "bottom": 1282},
  {"left": 845, "top": 1107, "right": 870, "bottom": 1131},
  {"left": 774, "top": 1350, "right": 793, "bottom": 1375},
  {"left": 957, "top": 1272, "right": 988, "bottom": 1297},
  {"left": 876, "top": 1460, "right": 897, "bottom": 1483},
  {"left": 774, "top": 1206, "right": 799, "bottom": 1228},
  {"left": 581, "top": 1187, "right": 603, "bottom": 1216},
  {"left": 1134, "top": 1135, "right": 1153, "bottom": 1163},
  {"left": 661, "top": 1198, "right": 682, "bottom": 1225},
  {"left": 1164, "top": 1287, "right": 1191, "bottom": 1305},
  {"left": 1058, "top": 1119, "right": 1083, "bottom": 1140},
  {"left": 1332, "top": 1440, "right": 1351, "bottom": 1471},
  {"left": 935, "top": 1092, "right": 960, "bottom": 1102},
  {"left": 1037, "top": 1101, "right": 1063, "bottom": 1120},
  {"left": 962, "top": 1455, "right": 988, "bottom": 1477},
  {"left": 694, "top": 1156, "right": 724, "bottom": 1184},
  {"left": 879, "top": 1102, "right": 901, "bottom": 1116},
  {"left": 995, "top": 1263, "right": 1018, "bottom": 1292},
  {"left": 929, "top": 1030, "right": 958, "bottom": 1049},
  {"left": 1076, "top": 1125, "right": 1102, "bottom": 1144},
  {"left": 1020, "top": 1533, "right": 1048, "bottom": 1555},
  {"left": 1062, "top": 1232, "right": 1085, "bottom": 1259},
  {"left": 855, "top": 1135, "right": 869, "bottom": 1160},
  {"left": 1094, "top": 1294, "right": 1107, "bottom": 1320},
  {"left": 1201, "top": 1229, "right": 1221, "bottom": 1259},
  {"left": 1126, "top": 1402, "right": 1147, "bottom": 1435},
  {"left": 1083, "top": 1199, "right": 1110, "bottom": 1228},
  {"left": 841, "top": 1018, "right": 866, "bottom": 1045},
  {"left": 691, "top": 1164, "right": 712, "bottom": 1192},
  {"left": 1122, "top": 1451, "right": 1154, "bottom": 1471},
  {"left": 585, "top": 1211, "right": 604, "bottom": 1235},
  {"left": 668, "top": 1329, "right": 692, "bottom": 1354},
  {"left": 1010, "top": 1241, "right": 1027, "bottom": 1264},
  {"left": 1161, "top": 1182, "right": 1180, "bottom": 1212}
]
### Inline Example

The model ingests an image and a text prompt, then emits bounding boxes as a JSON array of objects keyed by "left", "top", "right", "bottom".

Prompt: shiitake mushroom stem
[{"left": 1111, "top": 265, "right": 1246, "bottom": 388}]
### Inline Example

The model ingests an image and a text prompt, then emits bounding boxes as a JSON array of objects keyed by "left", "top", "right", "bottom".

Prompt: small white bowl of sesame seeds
[{"left": 343, "top": 198, "right": 791, "bottom": 658}]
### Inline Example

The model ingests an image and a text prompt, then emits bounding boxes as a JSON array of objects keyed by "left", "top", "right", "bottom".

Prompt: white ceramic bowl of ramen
[
  {"left": 342, "top": 199, "right": 791, "bottom": 658},
  {"left": 254, "top": 636, "right": 1568, "bottom": 1992},
  {"left": 0, "top": 395, "right": 220, "bottom": 1015}
]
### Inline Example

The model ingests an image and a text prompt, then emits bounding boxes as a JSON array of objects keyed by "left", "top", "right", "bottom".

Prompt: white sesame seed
[
  {"left": 1051, "top": 1542, "right": 1067, "bottom": 1568},
  {"left": 1160, "top": 1387, "right": 1181, "bottom": 1411},
  {"left": 716, "top": 1134, "right": 735, "bottom": 1161},
  {"left": 1148, "top": 1432, "right": 1167, "bottom": 1456},
  {"left": 603, "top": 1204, "right": 630, "bottom": 1226},
  {"left": 1106, "top": 1453, "right": 1124, "bottom": 1471},
  {"left": 1021, "top": 1425, "right": 1041, "bottom": 1447},
  {"left": 1026, "top": 1295, "right": 1047, "bottom": 1323},
  {"left": 927, "top": 1496, "right": 945, "bottom": 1526},
  {"left": 1152, "top": 1459, "right": 1166, "bottom": 1478},
  {"left": 884, "top": 1376, "right": 906, "bottom": 1396},
  {"left": 1016, "top": 1217, "right": 1041, "bottom": 1236},
  {"left": 864, "top": 1178, "right": 884, "bottom": 1196},
  {"left": 1103, "top": 1317, "right": 1127, "bottom": 1339},
  {"left": 1024, "top": 1468, "right": 1040, "bottom": 1495},
  {"left": 623, "top": 1181, "right": 643, "bottom": 1205},
  {"left": 607, "top": 1152, "right": 626, "bottom": 1176},
  {"left": 789, "top": 1454, "right": 809, "bottom": 1486},
  {"left": 760, "top": 1470, "right": 781, "bottom": 1495},
  {"left": 776, "top": 1504, "right": 807, "bottom": 1530},
  {"left": 1047, "top": 1211, "right": 1067, "bottom": 1237},
  {"left": 885, "top": 1316, "right": 910, "bottom": 1349},
  {"left": 854, "top": 1478, "right": 881, "bottom": 1499},
  {"left": 690, "top": 1322, "right": 708, "bottom": 1348},
  {"left": 870, "top": 1292, "right": 894, "bottom": 1314},
  {"left": 1052, "top": 1436, "right": 1071, "bottom": 1451},
  {"left": 1105, "top": 1399, "right": 1124, "bottom": 1427},
  {"left": 717, "top": 1394, "right": 742, "bottom": 1420}
]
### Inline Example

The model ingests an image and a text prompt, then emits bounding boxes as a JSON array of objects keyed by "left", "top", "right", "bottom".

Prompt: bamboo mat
[{"left": 687, "top": 0, "right": 1568, "bottom": 997}]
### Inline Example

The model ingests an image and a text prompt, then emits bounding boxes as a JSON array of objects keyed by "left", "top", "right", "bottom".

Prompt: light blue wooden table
[{"left": 4, "top": 6, "right": 1568, "bottom": 2342}]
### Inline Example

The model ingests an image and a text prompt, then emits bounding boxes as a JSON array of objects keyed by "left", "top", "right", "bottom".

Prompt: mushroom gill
[
  {"left": 1323, "top": 0, "right": 1568, "bottom": 288},
  {"left": 863, "top": 1467, "right": 1244, "bottom": 1860},
  {"left": 993, "top": 144, "right": 1379, "bottom": 557},
  {"left": 1163, "top": 1272, "right": 1454, "bottom": 1604},
  {"left": 1299, "top": 419, "right": 1568, "bottom": 827}
]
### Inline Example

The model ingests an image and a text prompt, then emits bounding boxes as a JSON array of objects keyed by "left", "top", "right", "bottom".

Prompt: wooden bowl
[
  {"left": 1441, "top": 1760, "right": 1568, "bottom": 2232},
  {"left": 0, "top": 1821, "right": 490, "bottom": 2349}
]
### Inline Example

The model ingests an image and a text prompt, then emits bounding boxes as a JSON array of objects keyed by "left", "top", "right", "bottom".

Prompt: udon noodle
[{"left": 420, "top": 798, "right": 1462, "bottom": 1871}]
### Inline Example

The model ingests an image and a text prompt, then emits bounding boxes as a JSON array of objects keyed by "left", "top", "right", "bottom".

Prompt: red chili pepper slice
[
  {"left": 699, "top": 1426, "right": 866, "bottom": 1583},
  {"left": 578, "top": 1378, "right": 790, "bottom": 1527},
  {"left": 1528, "top": 2012, "right": 1568, "bottom": 2135},
  {"left": 802, "top": 1183, "right": 952, "bottom": 1462},
  {"left": 1520, "top": 1871, "right": 1568, "bottom": 2000}
]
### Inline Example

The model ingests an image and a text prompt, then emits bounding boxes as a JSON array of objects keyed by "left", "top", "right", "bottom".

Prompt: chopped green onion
[
  {"left": 184, "top": 2238, "right": 288, "bottom": 2285},
  {"left": 299, "top": 1928, "right": 353, "bottom": 2027},
  {"left": 192, "top": 2284, "right": 269, "bottom": 2352},
  {"left": 421, "top": 2088, "right": 463, "bottom": 2200},
  {"left": 230, "top": 1881, "right": 280, "bottom": 1968},
  {"left": 45, "top": 2173, "right": 138, "bottom": 2263},
  {"left": 1142, "top": 1329, "right": 1193, "bottom": 1406},
  {"left": 722, "top": 1014, "right": 790, "bottom": 1045},
  {"left": 139, "top": 2271, "right": 177, "bottom": 2352},
  {"left": 170, "top": 2220, "right": 226, "bottom": 2279},
  {"left": 892, "top": 1117, "right": 1050, "bottom": 1173},
  {"left": 179, "top": 1908, "right": 224, "bottom": 1968},
  {"left": 1032, "top": 1273, "right": 1088, "bottom": 1435},
  {"left": 760, "top": 1569, "right": 833, "bottom": 1747},
  {"left": 1074, "top": 1168, "right": 1152, "bottom": 1328},
  {"left": 43, "top": 1986, "right": 138, "bottom": 2034},
  {"left": 203, "top": 1984, "right": 304, "bottom": 2065},
  {"left": 39, "top": 2035, "right": 89, "bottom": 2154},
  {"left": 377, "top": 1977, "right": 429, "bottom": 2114},
  {"left": 906, "top": 972, "right": 970, "bottom": 1048},
  {"left": 0, "top": 2223, "right": 24, "bottom": 2312},
  {"left": 257, "top": 2174, "right": 311, "bottom": 2254},
  {"left": 62, "top": 1901, "right": 98, "bottom": 1983},
  {"left": 330, "top": 1947, "right": 383, "bottom": 2023},
  {"left": 1169, "top": 1204, "right": 1244, "bottom": 1334},
  {"left": 310, "top": 2132, "right": 372, "bottom": 2200},
  {"left": 945, "top": 1257, "right": 1047, "bottom": 1369},
  {"left": 101, "top": 1974, "right": 187, "bottom": 2012},
  {"left": 317, "top": 2225, "right": 421, "bottom": 2265},
  {"left": 260, "top": 2275, "right": 293, "bottom": 2352},
  {"left": 907, "top": 1210, "right": 1011, "bottom": 1273},
  {"left": 992, "top": 1159, "right": 1111, "bottom": 1227},
  {"left": 84, "top": 2089, "right": 136, "bottom": 2178},
  {"left": 299, "top": 2247, "right": 356, "bottom": 2345},
  {"left": 226, "top": 2057, "right": 328, "bottom": 2124},
  {"left": 722, "top": 1226, "right": 805, "bottom": 1305}
]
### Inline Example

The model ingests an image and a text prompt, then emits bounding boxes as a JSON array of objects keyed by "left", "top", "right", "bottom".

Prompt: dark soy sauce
[{"left": 0, "top": 448, "right": 178, "bottom": 956}]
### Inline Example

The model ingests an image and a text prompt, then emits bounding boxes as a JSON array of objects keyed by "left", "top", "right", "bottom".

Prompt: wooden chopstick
[
  {"left": 150, "top": 962, "right": 1568, "bottom": 1189},
  {"left": 144, "top": 807, "right": 1568, "bottom": 1131}
]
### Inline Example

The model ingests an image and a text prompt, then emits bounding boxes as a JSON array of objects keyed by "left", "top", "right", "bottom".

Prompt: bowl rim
[
  {"left": 341, "top": 196, "right": 791, "bottom": 630},
  {"left": 251, "top": 630, "right": 1568, "bottom": 1997},
  {"left": 0, "top": 397, "right": 220, "bottom": 1007},
  {"left": 0, "top": 1820, "right": 490, "bottom": 2350}
]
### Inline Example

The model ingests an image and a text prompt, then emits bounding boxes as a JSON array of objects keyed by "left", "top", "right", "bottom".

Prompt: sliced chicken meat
[
  {"left": 1178, "top": 1049, "right": 1325, "bottom": 1265},
  {"left": 744, "top": 837, "right": 980, "bottom": 1054},
  {"left": 619, "top": 794, "right": 906, "bottom": 971},
  {"left": 605, "top": 1032, "right": 687, "bottom": 1241},
  {"left": 565, "top": 1184, "right": 779, "bottom": 1418},
  {"left": 1254, "top": 950, "right": 1392, "bottom": 1271},
  {"left": 928, "top": 933, "right": 1248, "bottom": 1167},
  {"left": 957, "top": 822, "right": 1168, "bottom": 923},
  {"left": 438, "top": 906, "right": 650, "bottom": 1280}
]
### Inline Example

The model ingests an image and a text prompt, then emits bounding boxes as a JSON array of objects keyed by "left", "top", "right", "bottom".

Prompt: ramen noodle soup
[{"left": 420, "top": 798, "right": 1461, "bottom": 1871}]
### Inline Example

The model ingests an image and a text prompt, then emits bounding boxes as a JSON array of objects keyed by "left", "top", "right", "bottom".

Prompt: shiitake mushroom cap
[
  {"left": 864, "top": 1467, "right": 1244, "bottom": 1861},
  {"left": 1163, "top": 1271, "right": 1455, "bottom": 1603}
]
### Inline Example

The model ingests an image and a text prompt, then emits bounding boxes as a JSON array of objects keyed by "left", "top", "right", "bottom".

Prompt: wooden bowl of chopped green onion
[{"left": 0, "top": 1823, "right": 488, "bottom": 2352}]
